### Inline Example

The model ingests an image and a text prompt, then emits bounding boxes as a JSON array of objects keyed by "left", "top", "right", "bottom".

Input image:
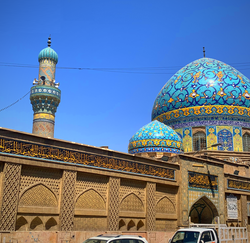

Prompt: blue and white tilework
[{"left": 128, "top": 120, "right": 183, "bottom": 154}]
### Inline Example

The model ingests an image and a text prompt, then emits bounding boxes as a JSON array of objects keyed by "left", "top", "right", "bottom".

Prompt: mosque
[{"left": 0, "top": 38, "right": 250, "bottom": 242}]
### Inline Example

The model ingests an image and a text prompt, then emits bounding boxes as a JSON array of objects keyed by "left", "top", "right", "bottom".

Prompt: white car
[
  {"left": 169, "top": 228, "right": 219, "bottom": 243},
  {"left": 83, "top": 234, "right": 148, "bottom": 243}
]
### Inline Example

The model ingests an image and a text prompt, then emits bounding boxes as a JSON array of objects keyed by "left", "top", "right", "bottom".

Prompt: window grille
[
  {"left": 243, "top": 133, "right": 250, "bottom": 152},
  {"left": 193, "top": 132, "right": 206, "bottom": 151}
]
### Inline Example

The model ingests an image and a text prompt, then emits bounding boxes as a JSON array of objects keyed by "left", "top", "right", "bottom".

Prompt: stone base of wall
[{"left": 0, "top": 231, "right": 176, "bottom": 243}]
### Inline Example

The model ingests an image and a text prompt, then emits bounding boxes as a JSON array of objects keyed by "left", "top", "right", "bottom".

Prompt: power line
[
  {"left": 1, "top": 59, "right": 250, "bottom": 112},
  {"left": 0, "top": 62, "right": 250, "bottom": 74},
  {"left": 0, "top": 90, "right": 30, "bottom": 113}
]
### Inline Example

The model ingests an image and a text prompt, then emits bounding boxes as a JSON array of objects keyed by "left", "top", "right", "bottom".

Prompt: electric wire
[
  {"left": 0, "top": 60, "right": 250, "bottom": 112},
  {"left": 1, "top": 61, "right": 250, "bottom": 74},
  {"left": 0, "top": 90, "right": 30, "bottom": 113}
]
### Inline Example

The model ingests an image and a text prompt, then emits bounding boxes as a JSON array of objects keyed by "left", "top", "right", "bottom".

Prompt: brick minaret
[{"left": 30, "top": 37, "right": 61, "bottom": 137}]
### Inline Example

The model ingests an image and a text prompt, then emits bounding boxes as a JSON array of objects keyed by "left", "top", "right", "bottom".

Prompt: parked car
[
  {"left": 83, "top": 234, "right": 148, "bottom": 243},
  {"left": 169, "top": 228, "right": 219, "bottom": 243}
]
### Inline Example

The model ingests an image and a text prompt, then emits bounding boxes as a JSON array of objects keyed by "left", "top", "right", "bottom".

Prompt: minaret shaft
[
  {"left": 39, "top": 59, "right": 56, "bottom": 84},
  {"left": 32, "top": 114, "right": 55, "bottom": 137}
]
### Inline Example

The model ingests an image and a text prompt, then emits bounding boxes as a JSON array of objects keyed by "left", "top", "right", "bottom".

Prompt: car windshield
[
  {"left": 83, "top": 239, "right": 108, "bottom": 243},
  {"left": 172, "top": 231, "right": 199, "bottom": 243}
]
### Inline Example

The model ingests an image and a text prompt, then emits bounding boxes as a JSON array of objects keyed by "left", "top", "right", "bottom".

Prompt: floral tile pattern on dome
[
  {"left": 128, "top": 120, "right": 183, "bottom": 154},
  {"left": 152, "top": 58, "right": 250, "bottom": 125}
]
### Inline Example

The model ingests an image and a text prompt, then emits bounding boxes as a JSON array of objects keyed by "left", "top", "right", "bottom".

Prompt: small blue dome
[
  {"left": 38, "top": 47, "right": 58, "bottom": 63},
  {"left": 128, "top": 120, "right": 183, "bottom": 154}
]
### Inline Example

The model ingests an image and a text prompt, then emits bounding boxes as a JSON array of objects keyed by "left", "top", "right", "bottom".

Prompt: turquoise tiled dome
[
  {"left": 128, "top": 120, "right": 183, "bottom": 154},
  {"left": 151, "top": 58, "right": 250, "bottom": 129},
  {"left": 38, "top": 47, "right": 58, "bottom": 63}
]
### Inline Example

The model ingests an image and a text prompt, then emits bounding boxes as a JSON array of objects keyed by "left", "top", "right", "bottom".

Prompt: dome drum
[
  {"left": 129, "top": 147, "right": 183, "bottom": 155},
  {"left": 156, "top": 105, "right": 250, "bottom": 130}
]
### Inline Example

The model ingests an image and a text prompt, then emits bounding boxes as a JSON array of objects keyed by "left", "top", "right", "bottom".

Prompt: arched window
[
  {"left": 193, "top": 132, "right": 206, "bottom": 151},
  {"left": 243, "top": 133, "right": 250, "bottom": 151}
]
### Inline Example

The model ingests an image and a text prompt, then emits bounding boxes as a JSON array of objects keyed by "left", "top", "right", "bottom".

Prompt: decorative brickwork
[
  {"left": 156, "top": 185, "right": 177, "bottom": 207},
  {"left": 76, "top": 173, "right": 108, "bottom": 201},
  {"left": 59, "top": 170, "right": 76, "bottom": 231},
  {"left": 156, "top": 197, "right": 175, "bottom": 214},
  {"left": 155, "top": 219, "right": 177, "bottom": 231},
  {"left": 74, "top": 216, "right": 107, "bottom": 231},
  {"left": 120, "top": 179, "right": 146, "bottom": 205},
  {"left": 0, "top": 163, "right": 4, "bottom": 217},
  {"left": 19, "top": 184, "right": 57, "bottom": 207},
  {"left": 120, "top": 193, "right": 144, "bottom": 212},
  {"left": 108, "top": 177, "right": 120, "bottom": 231},
  {"left": 75, "top": 189, "right": 105, "bottom": 209},
  {"left": 20, "top": 166, "right": 61, "bottom": 198},
  {"left": 0, "top": 163, "right": 21, "bottom": 231},
  {"left": 146, "top": 182, "right": 156, "bottom": 231}
]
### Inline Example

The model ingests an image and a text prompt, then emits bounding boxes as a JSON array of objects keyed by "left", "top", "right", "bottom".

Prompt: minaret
[{"left": 30, "top": 37, "right": 61, "bottom": 138}]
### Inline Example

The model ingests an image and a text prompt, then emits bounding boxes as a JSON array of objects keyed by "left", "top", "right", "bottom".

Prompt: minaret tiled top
[{"left": 38, "top": 37, "right": 58, "bottom": 64}]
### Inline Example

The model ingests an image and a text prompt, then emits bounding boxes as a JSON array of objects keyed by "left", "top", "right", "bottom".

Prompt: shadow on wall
[
  {"left": 16, "top": 216, "right": 58, "bottom": 231},
  {"left": 119, "top": 219, "right": 145, "bottom": 231}
]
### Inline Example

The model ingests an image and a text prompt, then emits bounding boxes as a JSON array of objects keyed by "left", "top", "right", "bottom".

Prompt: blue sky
[{"left": 0, "top": 0, "right": 250, "bottom": 153}]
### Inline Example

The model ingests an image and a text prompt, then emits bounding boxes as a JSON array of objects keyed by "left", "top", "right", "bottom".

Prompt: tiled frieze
[{"left": 0, "top": 137, "right": 176, "bottom": 180}]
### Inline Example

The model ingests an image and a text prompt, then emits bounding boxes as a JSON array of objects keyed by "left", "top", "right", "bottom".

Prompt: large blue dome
[
  {"left": 152, "top": 58, "right": 250, "bottom": 128},
  {"left": 38, "top": 47, "right": 58, "bottom": 63},
  {"left": 128, "top": 120, "right": 183, "bottom": 154}
]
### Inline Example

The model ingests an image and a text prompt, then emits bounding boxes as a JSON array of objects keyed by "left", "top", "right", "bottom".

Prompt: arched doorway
[{"left": 189, "top": 196, "right": 218, "bottom": 224}]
